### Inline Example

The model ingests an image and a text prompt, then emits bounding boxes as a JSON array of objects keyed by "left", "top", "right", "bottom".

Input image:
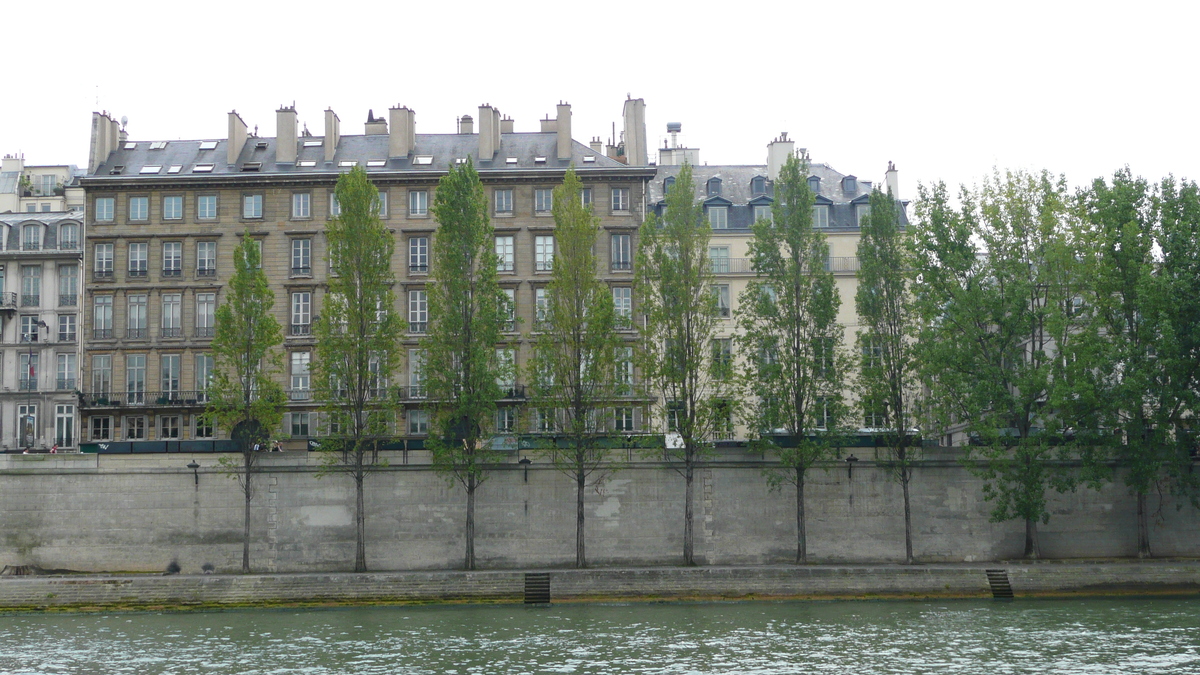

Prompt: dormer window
[
  {"left": 706, "top": 178, "right": 722, "bottom": 197},
  {"left": 843, "top": 175, "right": 857, "bottom": 193},
  {"left": 664, "top": 176, "right": 676, "bottom": 194},
  {"left": 808, "top": 176, "right": 821, "bottom": 194},
  {"left": 750, "top": 176, "right": 766, "bottom": 196}
]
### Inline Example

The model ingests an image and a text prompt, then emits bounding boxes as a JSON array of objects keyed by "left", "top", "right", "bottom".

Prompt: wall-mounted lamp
[
  {"left": 187, "top": 460, "right": 200, "bottom": 486},
  {"left": 845, "top": 454, "right": 859, "bottom": 480},
  {"left": 518, "top": 455, "right": 532, "bottom": 482}
]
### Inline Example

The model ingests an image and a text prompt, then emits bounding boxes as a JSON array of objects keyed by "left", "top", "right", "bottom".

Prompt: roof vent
[
  {"left": 109, "top": 165, "right": 124, "bottom": 175},
  {"left": 413, "top": 155, "right": 433, "bottom": 165},
  {"left": 255, "top": 141, "right": 268, "bottom": 150},
  {"left": 241, "top": 162, "right": 262, "bottom": 172}
]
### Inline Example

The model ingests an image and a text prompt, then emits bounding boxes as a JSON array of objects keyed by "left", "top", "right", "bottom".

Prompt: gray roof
[
  {"left": 89, "top": 132, "right": 635, "bottom": 179},
  {"left": 0, "top": 210, "right": 84, "bottom": 226}
]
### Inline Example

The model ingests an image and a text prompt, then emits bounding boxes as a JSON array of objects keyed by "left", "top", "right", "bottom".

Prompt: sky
[{"left": 3, "top": 0, "right": 1196, "bottom": 199}]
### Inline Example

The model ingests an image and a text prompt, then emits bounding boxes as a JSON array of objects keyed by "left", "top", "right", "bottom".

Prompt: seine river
[{"left": 1, "top": 598, "right": 1198, "bottom": 674}]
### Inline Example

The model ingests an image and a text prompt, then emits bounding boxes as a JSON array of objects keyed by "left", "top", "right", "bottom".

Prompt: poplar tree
[
  {"left": 855, "top": 187, "right": 921, "bottom": 563},
  {"left": 206, "top": 232, "right": 286, "bottom": 573},
  {"left": 738, "top": 154, "right": 848, "bottom": 564},
  {"left": 528, "top": 168, "right": 626, "bottom": 568},
  {"left": 313, "top": 166, "right": 402, "bottom": 573},
  {"left": 635, "top": 162, "right": 725, "bottom": 566},
  {"left": 423, "top": 157, "right": 506, "bottom": 571}
]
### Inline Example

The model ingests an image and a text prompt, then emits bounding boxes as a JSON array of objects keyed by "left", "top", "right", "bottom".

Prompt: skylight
[
  {"left": 297, "top": 160, "right": 317, "bottom": 167},
  {"left": 506, "top": 157, "right": 518, "bottom": 164},
  {"left": 149, "top": 141, "right": 168, "bottom": 150},
  {"left": 455, "top": 158, "right": 467, "bottom": 165},
  {"left": 241, "top": 162, "right": 262, "bottom": 172},
  {"left": 534, "top": 157, "right": 547, "bottom": 164},
  {"left": 199, "top": 141, "right": 218, "bottom": 151},
  {"left": 167, "top": 165, "right": 182, "bottom": 174},
  {"left": 139, "top": 166, "right": 162, "bottom": 174},
  {"left": 124, "top": 142, "right": 137, "bottom": 150},
  {"left": 367, "top": 160, "right": 387, "bottom": 167},
  {"left": 583, "top": 156, "right": 596, "bottom": 163},
  {"left": 303, "top": 140, "right": 322, "bottom": 147},
  {"left": 109, "top": 165, "right": 124, "bottom": 175},
  {"left": 338, "top": 161, "right": 357, "bottom": 167},
  {"left": 413, "top": 156, "right": 433, "bottom": 165},
  {"left": 192, "top": 164, "right": 214, "bottom": 173}
]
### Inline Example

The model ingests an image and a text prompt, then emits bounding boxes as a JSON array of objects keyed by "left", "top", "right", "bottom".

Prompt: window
[
  {"left": 537, "top": 408, "right": 557, "bottom": 433},
  {"left": 408, "top": 290, "right": 427, "bottom": 333},
  {"left": 162, "top": 242, "right": 182, "bottom": 276},
  {"left": 21, "top": 314, "right": 41, "bottom": 342},
  {"left": 197, "top": 195, "right": 217, "bottom": 220},
  {"left": 751, "top": 176, "right": 767, "bottom": 195},
  {"left": 197, "top": 241, "right": 216, "bottom": 276},
  {"left": 329, "top": 193, "right": 340, "bottom": 217},
  {"left": 58, "top": 314, "right": 76, "bottom": 342},
  {"left": 292, "top": 192, "right": 311, "bottom": 219},
  {"left": 128, "top": 243, "right": 148, "bottom": 277},
  {"left": 290, "top": 412, "right": 311, "bottom": 437},
  {"left": 21, "top": 265, "right": 41, "bottom": 306},
  {"left": 243, "top": 194, "right": 263, "bottom": 219},
  {"left": 534, "top": 189, "right": 553, "bottom": 213},
  {"left": 93, "top": 296, "right": 113, "bottom": 338},
  {"left": 496, "top": 236, "right": 515, "bottom": 272},
  {"left": 161, "top": 294, "right": 181, "bottom": 336},
  {"left": 59, "top": 264, "right": 78, "bottom": 307},
  {"left": 708, "top": 206, "right": 728, "bottom": 229},
  {"left": 409, "top": 236, "right": 428, "bottom": 273},
  {"left": 617, "top": 347, "right": 634, "bottom": 393},
  {"left": 159, "top": 415, "right": 180, "bottom": 439},
  {"left": 812, "top": 205, "right": 830, "bottom": 228},
  {"left": 58, "top": 223, "right": 79, "bottom": 250},
  {"left": 712, "top": 284, "right": 730, "bottom": 318},
  {"left": 127, "top": 294, "right": 147, "bottom": 338},
  {"left": 17, "top": 405, "right": 37, "bottom": 447},
  {"left": 754, "top": 205, "right": 772, "bottom": 222},
  {"left": 291, "top": 292, "right": 311, "bottom": 336},
  {"left": 96, "top": 197, "right": 115, "bottom": 222},
  {"left": 709, "top": 246, "right": 730, "bottom": 274},
  {"left": 196, "top": 293, "right": 216, "bottom": 337},
  {"left": 94, "top": 243, "right": 114, "bottom": 278},
  {"left": 706, "top": 178, "right": 723, "bottom": 197},
  {"left": 611, "top": 233, "right": 632, "bottom": 271},
  {"left": 844, "top": 176, "right": 857, "bottom": 193},
  {"left": 161, "top": 354, "right": 181, "bottom": 395},
  {"left": 409, "top": 190, "right": 428, "bottom": 217},
  {"left": 126, "top": 355, "right": 146, "bottom": 404},
  {"left": 502, "top": 288, "right": 516, "bottom": 331},
  {"left": 535, "top": 235, "right": 554, "bottom": 271},
  {"left": 856, "top": 204, "right": 871, "bottom": 227},
  {"left": 712, "top": 339, "right": 733, "bottom": 380},
  {"left": 664, "top": 176, "right": 676, "bottom": 194},
  {"left": 808, "top": 176, "right": 821, "bottom": 194},
  {"left": 613, "top": 287, "right": 632, "bottom": 327},
  {"left": 19, "top": 352, "right": 41, "bottom": 394},
  {"left": 129, "top": 196, "right": 148, "bottom": 221},
  {"left": 91, "top": 416, "right": 112, "bottom": 441},
  {"left": 615, "top": 407, "right": 634, "bottom": 432},
  {"left": 612, "top": 187, "right": 630, "bottom": 212},
  {"left": 535, "top": 287, "right": 550, "bottom": 329},
  {"left": 378, "top": 192, "right": 389, "bottom": 217},
  {"left": 92, "top": 355, "right": 112, "bottom": 395},
  {"left": 291, "top": 352, "right": 311, "bottom": 400},
  {"left": 22, "top": 224, "right": 41, "bottom": 250},
  {"left": 496, "top": 408, "right": 516, "bottom": 433},
  {"left": 195, "top": 414, "right": 214, "bottom": 439},
  {"left": 814, "top": 397, "right": 831, "bottom": 430},
  {"left": 163, "top": 195, "right": 183, "bottom": 220},
  {"left": 291, "top": 239, "right": 311, "bottom": 275},
  {"left": 580, "top": 187, "right": 593, "bottom": 208},
  {"left": 495, "top": 189, "right": 513, "bottom": 214},
  {"left": 26, "top": 203, "right": 35, "bottom": 212},
  {"left": 496, "top": 349, "right": 516, "bottom": 394},
  {"left": 195, "top": 354, "right": 214, "bottom": 401},
  {"left": 125, "top": 415, "right": 145, "bottom": 440},
  {"left": 408, "top": 348, "right": 426, "bottom": 398}
]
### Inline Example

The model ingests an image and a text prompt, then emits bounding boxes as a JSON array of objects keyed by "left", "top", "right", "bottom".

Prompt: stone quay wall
[{"left": 2, "top": 449, "right": 1199, "bottom": 575}]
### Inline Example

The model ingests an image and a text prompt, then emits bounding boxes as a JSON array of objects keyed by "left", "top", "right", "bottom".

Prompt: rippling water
[{"left": 1, "top": 598, "right": 1198, "bottom": 674}]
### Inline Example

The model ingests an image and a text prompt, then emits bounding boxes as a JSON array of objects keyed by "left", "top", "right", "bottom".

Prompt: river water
[{"left": 1, "top": 598, "right": 1198, "bottom": 674}]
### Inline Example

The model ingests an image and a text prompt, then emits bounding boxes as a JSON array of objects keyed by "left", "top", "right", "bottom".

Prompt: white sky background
[{"left": 2, "top": 0, "right": 1196, "bottom": 198}]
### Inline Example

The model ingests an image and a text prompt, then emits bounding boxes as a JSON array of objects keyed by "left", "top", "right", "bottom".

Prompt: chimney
[
  {"left": 227, "top": 110, "right": 248, "bottom": 166},
  {"left": 622, "top": 97, "right": 647, "bottom": 166},
  {"left": 324, "top": 108, "right": 340, "bottom": 162},
  {"left": 88, "top": 111, "right": 114, "bottom": 173},
  {"left": 590, "top": 137, "right": 603, "bottom": 154},
  {"left": 364, "top": 109, "right": 388, "bottom": 135},
  {"left": 556, "top": 102, "right": 572, "bottom": 161},
  {"left": 478, "top": 104, "right": 499, "bottom": 160},
  {"left": 109, "top": 116, "right": 121, "bottom": 156},
  {"left": 388, "top": 106, "right": 415, "bottom": 158},
  {"left": 540, "top": 115, "right": 557, "bottom": 132},
  {"left": 458, "top": 114, "right": 474, "bottom": 135},
  {"left": 766, "top": 132, "right": 795, "bottom": 181},
  {"left": 885, "top": 161, "right": 900, "bottom": 199},
  {"left": 500, "top": 115, "right": 514, "bottom": 134},
  {"left": 276, "top": 105, "right": 297, "bottom": 164}
]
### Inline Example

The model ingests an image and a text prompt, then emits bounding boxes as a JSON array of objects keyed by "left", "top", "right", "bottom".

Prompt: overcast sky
[{"left": 4, "top": 0, "right": 1195, "bottom": 199}]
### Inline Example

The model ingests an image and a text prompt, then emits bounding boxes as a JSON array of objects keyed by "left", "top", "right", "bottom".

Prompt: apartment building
[
  {"left": 79, "top": 100, "right": 656, "bottom": 450},
  {"left": 0, "top": 154, "right": 85, "bottom": 214}
]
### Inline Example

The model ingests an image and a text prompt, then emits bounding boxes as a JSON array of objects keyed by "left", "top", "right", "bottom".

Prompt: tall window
[
  {"left": 535, "top": 287, "right": 549, "bottom": 328},
  {"left": 58, "top": 314, "right": 76, "bottom": 342},
  {"left": 409, "top": 190, "right": 428, "bottom": 216},
  {"left": 408, "top": 290, "right": 427, "bottom": 333},
  {"left": 127, "top": 294, "right": 147, "bottom": 338},
  {"left": 290, "top": 412, "right": 311, "bottom": 437},
  {"left": 91, "top": 355, "right": 112, "bottom": 395},
  {"left": 291, "top": 239, "right": 311, "bottom": 275},
  {"left": 709, "top": 246, "right": 730, "bottom": 274},
  {"left": 196, "top": 241, "right": 216, "bottom": 276},
  {"left": 58, "top": 223, "right": 79, "bottom": 250},
  {"left": 159, "top": 415, "right": 181, "bottom": 439},
  {"left": 329, "top": 193, "right": 340, "bottom": 217},
  {"left": 126, "top": 355, "right": 146, "bottom": 404},
  {"left": 197, "top": 194, "right": 217, "bottom": 220},
  {"left": 195, "top": 354, "right": 214, "bottom": 401},
  {"left": 22, "top": 224, "right": 41, "bottom": 251},
  {"left": 161, "top": 354, "right": 181, "bottom": 395},
  {"left": 611, "top": 187, "right": 630, "bottom": 212},
  {"left": 611, "top": 233, "right": 632, "bottom": 271},
  {"left": 91, "top": 416, "right": 112, "bottom": 441},
  {"left": 292, "top": 192, "right": 311, "bottom": 219},
  {"left": 812, "top": 205, "right": 830, "bottom": 228},
  {"left": 495, "top": 189, "right": 513, "bottom": 214},
  {"left": 615, "top": 407, "right": 635, "bottom": 432},
  {"left": 162, "top": 242, "right": 182, "bottom": 276},
  {"left": 21, "top": 265, "right": 40, "bottom": 306},
  {"left": 20, "top": 353, "right": 38, "bottom": 390},
  {"left": 129, "top": 196, "right": 148, "bottom": 221},
  {"left": 58, "top": 264, "right": 78, "bottom": 306},
  {"left": 163, "top": 195, "right": 183, "bottom": 220},
  {"left": 96, "top": 197, "right": 114, "bottom": 222},
  {"left": 409, "top": 236, "right": 428, "bottom": 273},
  {"left": 21, "top": 314, "right": 41, "bottom": 342},
  {"left": 580, "top": 187, "right": 592, "bottom": 208},
  {"left": 496, "top": 408, "right": 516, "bottom": 433},
  {"left": 613, "top": 287, "right": 632, "bottom": 327},
  {"left": 711, "top": 284, "right": 730, "bottom": 318},
  {"left": 196, "top": 293, "right": 216, "bottom": 337},
  {"left": 290, "top": 352, "right": 310, "bottom": 399},
  {"left": 243, "top": 194, "right": 263, "bottom": 219},
  {"left": 94, "top": 243, "right": 114, "bottom": 277},
  {"left": 534, "top": 189, "right": 553, "bottom": 213},
  {"left": 161, "top": 294, "right": 181, "bottom": 336},
  {"left": 125, "top": 415, "right": 146, "bottom": 440},
  {"left": 496, "top": 235, "right": 514, "bottom": 272},
  {"left": 856, "top": 204, "right": 871, "bottom": 227},
  {"left": 712, "top": 339, "right": 733, "bottom": 380},
  {"left": 291, "top": 292, "right": 311, "bottom": 336},
  {"left": 408, "top": 409, "right": 429, "bottom": 435},
  {"left": 93, "top": 296, "right": 113, "bottom": 338},
  {"left": 408, "top": 348, "right": 425, "bottom": 398},
  {"left": 617, "top": 347, "right": 634, "bottom": 393},
  {"left": 55, "top": 404, "right": 75, "bottom": 447},
  {"left": 754, "top": 205, "right": 772, "bottom": 223},
  {"left": 708, "top": 206, "right": 728, "bottom": 229},
  {"left": 128, "top": 242, "right": 148, "bottom": 276},
  {"left": 535, "top": 236, "right": 554, "bottom": 271},
  {"left": 496, "top": 348, "right": 516, "bottom": 394},
  {"left": 502, "top": 288, "right": 516, "bottom": 331}
]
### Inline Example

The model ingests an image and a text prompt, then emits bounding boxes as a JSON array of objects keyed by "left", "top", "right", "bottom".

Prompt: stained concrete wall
[{"left": 2, "top": 450, "right": 1199, "bottom": 574}]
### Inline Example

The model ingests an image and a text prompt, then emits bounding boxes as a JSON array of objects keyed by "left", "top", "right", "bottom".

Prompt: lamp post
[
  {"left": 21, "top": 319, "right": 48, "bottom": 453},
  {"left": 845, "top": 453, "right": 859, "bottom": 480},
  {"left": 187, "top": 460, "right": 200, "bottom": 486},
  {"left": 518, "top": 455, "right": 532, "bottom": 482}
]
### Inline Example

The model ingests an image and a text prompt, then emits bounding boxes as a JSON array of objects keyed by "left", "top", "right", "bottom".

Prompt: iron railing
[{"left": 80, "top": 391, "right": 209, "bottom": 407}]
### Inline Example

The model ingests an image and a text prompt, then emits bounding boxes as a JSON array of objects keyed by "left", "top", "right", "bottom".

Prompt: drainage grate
[
  {"left": 524, "top": 572, "right": 551, "bottom": 604},
  {"left": 986, "top": 569, "right": 1014, "bottom": 599}
]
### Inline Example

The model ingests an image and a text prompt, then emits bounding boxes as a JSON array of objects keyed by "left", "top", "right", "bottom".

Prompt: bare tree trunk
[
  {"left": 796, "top": 468, "right": 807, "bottom": 564},
  {"left": 1137, "top": 491, "right": 1152, "bottom": 558},
  {"left": 576, "top": 470, "right": 586, "bottom": 568},
  {"left": 243, "top": 477, "right": 252, "bottom": 573},
  {"left": 1024, "top": 517, "right": 1040, "bottom": 560},
  {"left": 465, "top": 476, "right": 476, "bottom": 570},
  {"left": 901, "top": 464, "right": 913, "bottom": 564},
  {"left": 355, "top": 469, "right": 366, "bottom": 572},
  {"left": 683, "top": 453, "right": 695, "bottom": 566}
]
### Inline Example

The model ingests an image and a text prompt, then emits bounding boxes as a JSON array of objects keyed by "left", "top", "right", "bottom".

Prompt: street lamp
[
  {"left": 21, "top": 320, "right": 49, "bottom": 453},
  {"left": 845, "top": 453, "right": 859, "bottom": 480},
  {"left": 187, "top": 460, "right": 200, "bottom": 486},
  {"left": 518, "top": 455, "right": 532, "bottom": 482}
]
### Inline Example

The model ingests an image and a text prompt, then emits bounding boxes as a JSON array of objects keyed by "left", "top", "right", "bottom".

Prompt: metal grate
[{"left": 524, "top": 572, "right": 551, "bottom": 604}]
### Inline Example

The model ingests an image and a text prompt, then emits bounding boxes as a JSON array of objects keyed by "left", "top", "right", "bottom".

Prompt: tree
[
  {"left": 738, "top": 154, "right": 848, "bottom": 564},
  {"left": 313, "top": 166, "right": 402, "bottom": 573},
  {"left": 856, "top": 187, "right": 921, "bottom": 563},
  {"left": 423, "top": 157, "right": 507, "bottom": 571},
  {"left": 635, "top": 162, "right": 727, "bottom": 566},
  {"left": 205, "top": 232, "right": 286, "bottom": 573},
  {"left": 912, "top": 171, "right": 1083, "bottom": 559},
  {"left": 528, "top": 167, "right": 627, "bottom": 568}
]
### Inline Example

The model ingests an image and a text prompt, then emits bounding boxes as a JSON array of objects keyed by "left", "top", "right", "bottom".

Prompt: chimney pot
[{"left": 458, "top": 114, "right": 474, "bottom": 135}]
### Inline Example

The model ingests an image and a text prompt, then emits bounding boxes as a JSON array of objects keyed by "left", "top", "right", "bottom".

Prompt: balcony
[
  {"left": 127, "top": 268, "right": 148, "bottom": 278},
  {"left": 22, "top": 241, "right": 41, "bottom": 252},
  {"left": 18, "top": 377, "right": 37, "bottom": 391},
  {"left": 93, "top": 269, "right": 113, "bottom": 280},
  {"left": 290, "top": 323, "right": 312, "bottom": 337},
  {"left": 21, "top": 294, "right": 40, "bottom": 307},
  {"left": 59, "top": 241, "right": 80, "bottom": 252},
  {"left": 194, "top": 326, "right": 214, "bottom": 338},
  {"left": 409, "top": 263, "right": 428, "bottom": 274},
  {"left": 126, "top": 328, "right": 147, "bottom": 339},
  {"left": 408, "top": 321, "right": 427, "bottom": 334},
  {"left": 20, "top": 332, "right": 40, "bottom": 343},
  {"left": 290, "top": 266, "right": 312, "bottom": 277},
  {"left": 289, "top": 389, "right": 312, "bottom": 401},
  {"left": 58, "top": 331, "right": 76, "bottom": 343},
  {"left": 611, "top": 260, "right": 632, "bottom": 272},
  {"left": 0, "top": 292, "right": 16, "bottom": 310},
  {"left": 162, "top": 268, "right": 182, "bottom": 278},
  {"left": 535, "top": 261, "right": 553, "bottom": 272},
  {"left": 56, "top": 377, "right": 76, "bottom": 391},
  {"left": 93, "top": 328, "right": 114, "bottom": 339},
  {"left": 196, "top": 267, "right": 216, "bottom": 278},
  {"left": 79, "top": 391, "right": 209, "bottom": 407},
  {"left": 161, "top": 327, "right": 183, "bottom": 338},
  {"left": 59, "top": 294, "right": 77, "bottom": 307}
]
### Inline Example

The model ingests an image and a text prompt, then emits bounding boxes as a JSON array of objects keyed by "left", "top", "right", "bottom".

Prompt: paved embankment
[{"left": 2, "top": 561, "right": 1198, "bottom": 611}]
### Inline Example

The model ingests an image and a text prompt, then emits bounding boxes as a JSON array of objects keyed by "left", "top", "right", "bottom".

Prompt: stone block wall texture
[{"left": 2, "top": 451, "right": 1199, "bottom": 573}]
